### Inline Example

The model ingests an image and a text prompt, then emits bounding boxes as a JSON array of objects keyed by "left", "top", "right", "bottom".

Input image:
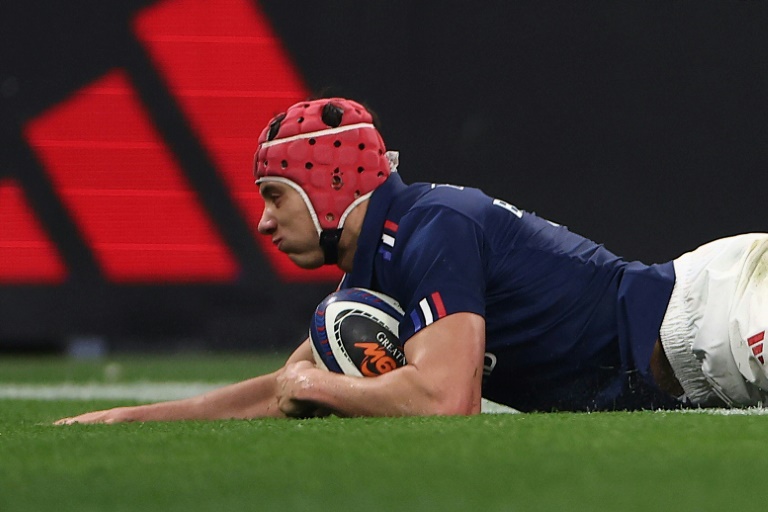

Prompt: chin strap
[{"left": 319, "top": 229, "right": 343, "bottom": 265}]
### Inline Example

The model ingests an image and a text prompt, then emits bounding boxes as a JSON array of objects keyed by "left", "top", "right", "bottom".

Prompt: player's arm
[
  {"left": 55, "top": 339, "right": 315, "bottom": 424},
  {"left": 277, "top": 312, "right": 485, "bottom": 417}
]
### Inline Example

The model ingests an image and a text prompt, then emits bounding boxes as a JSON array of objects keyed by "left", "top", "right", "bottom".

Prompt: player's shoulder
[{"left": 406, "top": 182, "right": 495, "bottom": 220}]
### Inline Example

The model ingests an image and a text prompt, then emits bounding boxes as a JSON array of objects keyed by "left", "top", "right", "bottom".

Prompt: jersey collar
[{"left": 346, "top": 173, "right": 407, "bottom": 289}]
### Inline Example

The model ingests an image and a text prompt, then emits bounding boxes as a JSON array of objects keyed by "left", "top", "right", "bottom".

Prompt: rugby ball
[{"left": 310, "top": 288, "right": 406, "bottom": 377}]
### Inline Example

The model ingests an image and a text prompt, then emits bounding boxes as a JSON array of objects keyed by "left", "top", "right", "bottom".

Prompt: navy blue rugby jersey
[{"left": 342, "top": 173, "right": 679, "bottom": 412}]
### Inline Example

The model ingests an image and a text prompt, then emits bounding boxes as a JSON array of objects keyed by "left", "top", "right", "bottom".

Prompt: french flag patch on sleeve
[{"left": 410, "top": 291, "right": 448, "bottom": 332}]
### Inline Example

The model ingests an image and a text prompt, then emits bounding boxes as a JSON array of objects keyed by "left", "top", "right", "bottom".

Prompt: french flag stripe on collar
[
  {"left": 410, "top": 292, "right": 448, "bottom": 332},
  {"left": 381, "top": 220, "right": 398, "bottom": 248}
]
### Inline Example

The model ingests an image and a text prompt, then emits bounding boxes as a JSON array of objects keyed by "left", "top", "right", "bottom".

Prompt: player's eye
[{"left": 260, "top": 187, "right": 282, "bottom": 204}]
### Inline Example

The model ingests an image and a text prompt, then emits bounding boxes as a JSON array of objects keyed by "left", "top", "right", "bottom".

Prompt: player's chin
[{"left": 287, "top": 251, "right": 326, "bottom": 270}]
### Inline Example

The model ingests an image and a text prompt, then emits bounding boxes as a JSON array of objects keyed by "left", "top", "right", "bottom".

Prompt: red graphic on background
[
  {"left": 0, "top": 178, "right": 66, "bottom": 283},
  {"left": 24, "top": 70, "right": 238, "bottom": 282},
  {"left": 133, "top": 0, "right": 342, "bottom": 282},
  {"left": 18, "top": 0, "right": 341, "bottom": 284}
]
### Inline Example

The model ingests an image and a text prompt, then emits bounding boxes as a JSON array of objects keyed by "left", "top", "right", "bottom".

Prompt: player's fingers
[
  {"left": 54, "top": 415, "right": 90, "bottom": 425},
  {"left": 279, "top": 398, "right": 315, "bottom": 418},
  {"left": 54, "top": 410, "right": 109, "bottom": 425},
  {"left": 54, "top": 415, "right": 88, "bottom": 425}
]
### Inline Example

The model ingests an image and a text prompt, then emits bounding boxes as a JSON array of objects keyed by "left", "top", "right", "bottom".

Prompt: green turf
[{"left": 1, "top": 355, "right": 766, "bottom": 511}]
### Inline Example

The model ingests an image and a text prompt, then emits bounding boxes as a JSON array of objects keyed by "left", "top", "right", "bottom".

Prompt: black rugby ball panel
[{"left": 339, "top": 313, "right": 406, "bottom": 376}]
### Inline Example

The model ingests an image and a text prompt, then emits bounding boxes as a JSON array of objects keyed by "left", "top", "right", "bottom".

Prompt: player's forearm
[
  {"left": 297, "top": 366, "right": 480, "bottom": 417},
  {"left": 57, "top": 371, "right": 287, "bottom": 424},
  {"left": 140, "top": 371, "right": 287, "bottom": 420},
  {"left": 189, "top": 372, "right": 287, "bottom": 419}
]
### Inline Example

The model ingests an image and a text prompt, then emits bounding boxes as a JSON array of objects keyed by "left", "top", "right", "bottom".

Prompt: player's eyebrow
[{"left": 258, "top": 183, "right": 282, "bottom": 198}]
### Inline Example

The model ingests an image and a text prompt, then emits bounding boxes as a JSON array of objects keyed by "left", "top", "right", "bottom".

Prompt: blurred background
[{"left": 1, "top": 0, "right": 766, "bottom": 356}]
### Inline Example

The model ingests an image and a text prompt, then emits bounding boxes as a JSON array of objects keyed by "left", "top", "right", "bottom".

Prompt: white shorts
[{"left": 660, "top": 233, "right": 768, "bottom": 407}]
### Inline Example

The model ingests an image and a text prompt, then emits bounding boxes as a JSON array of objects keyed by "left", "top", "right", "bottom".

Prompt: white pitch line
[
  {"left": 480, "top": 398, "right": 520, "bottom": 414},
  {"left": 0, "top": 382, "right": 226, "bottom": 401},
  {"left": 660, "top": 407, "right": 768, "bottom": 416}
]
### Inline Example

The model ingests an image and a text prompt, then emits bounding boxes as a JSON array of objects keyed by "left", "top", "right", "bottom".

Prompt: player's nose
[{"left": 258, "top": 209, "right": 277, "bottom": 235}]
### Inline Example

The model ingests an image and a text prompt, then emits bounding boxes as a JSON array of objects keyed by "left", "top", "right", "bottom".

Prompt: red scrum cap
[
  {"left": 253, "top": 98, "right": 394, "bottom": 264},
  {"left": 254, "top": 98, "right": 391, "bottom": 230}
]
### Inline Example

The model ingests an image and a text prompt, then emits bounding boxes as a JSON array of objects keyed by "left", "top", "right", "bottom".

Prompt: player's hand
[
  {"left": 276, "top": 360, "right": 324, "bottom": 418},
  {"left": 54, "top": 407, "right": 135, "bottom": 425}
]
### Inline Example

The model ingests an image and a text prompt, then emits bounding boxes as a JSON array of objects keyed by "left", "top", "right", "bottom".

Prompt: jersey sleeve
[{"left": 393, "top": 206, "right": 487, "bottom": 343}]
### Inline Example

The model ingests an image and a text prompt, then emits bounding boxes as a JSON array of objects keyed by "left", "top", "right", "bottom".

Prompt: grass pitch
[{"left": 1, "top": 354, "right": 765, "bottom": 512}]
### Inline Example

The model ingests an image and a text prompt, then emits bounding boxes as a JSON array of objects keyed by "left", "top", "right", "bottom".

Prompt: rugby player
[{"left": 56, "top": 98, "right": 768, "bottom": 424}]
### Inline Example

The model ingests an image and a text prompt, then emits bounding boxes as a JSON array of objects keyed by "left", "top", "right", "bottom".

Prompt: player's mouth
[{"left": 272, "top": 238, "right": 283, "bottom": 250}]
